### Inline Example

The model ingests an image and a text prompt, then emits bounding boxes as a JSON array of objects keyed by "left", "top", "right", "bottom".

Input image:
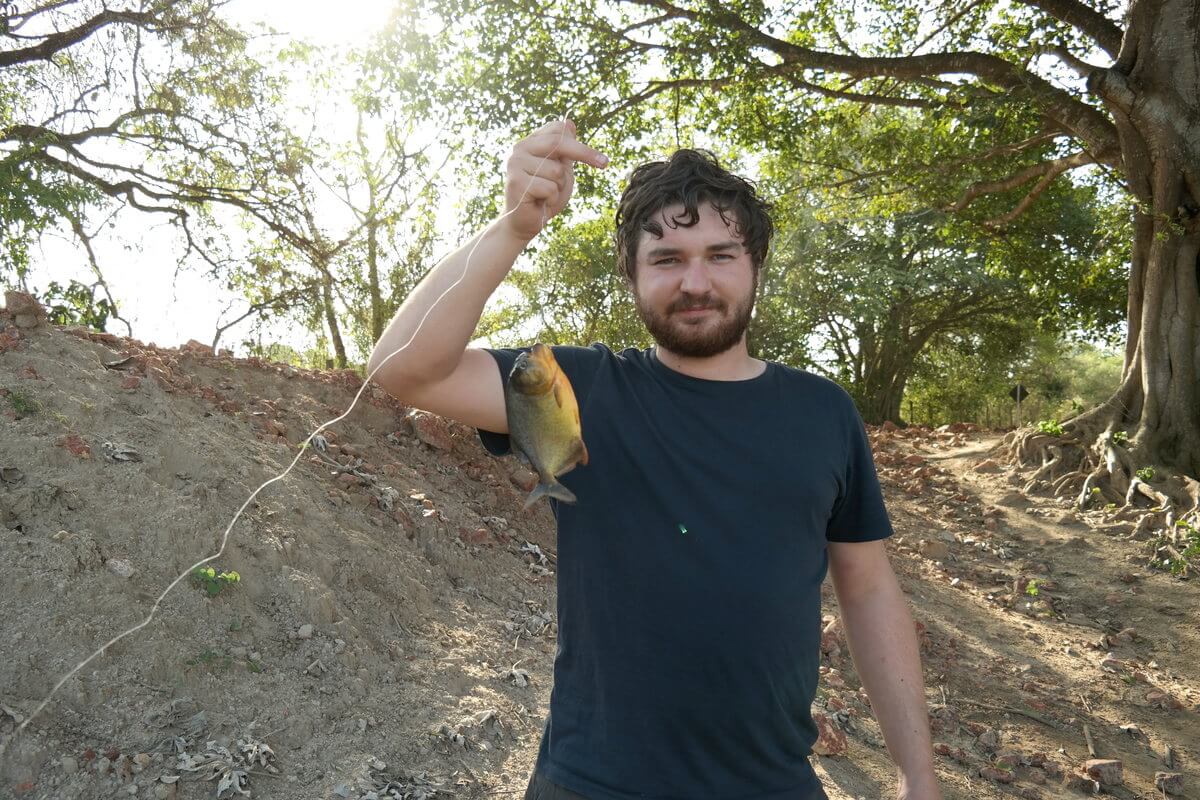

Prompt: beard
[{"left": 634, "top": 275, "right": 757, "bottom": 358}]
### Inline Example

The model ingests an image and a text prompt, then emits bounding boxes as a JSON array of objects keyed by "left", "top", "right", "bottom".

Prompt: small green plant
[
  {"left": 1135, "top": 467, "right": 1155, "bottom": 482},
  {"left": 1151, "top": 520, "right": 1200, "bottom": 577},
  {"left": 8, "top": 391, "right": 40, "bottom": 416},
  {"left": 1025, "top": 580, "right": 1040, "bottom": 597},
  {"left": 191, "top": 566, "right": 241, "bottom": 597},
  {"left": 1112, "top": 430, "right": 1129, "bottom": 445},
  {"left": 1035, "top": 419, "right": 1064, "bottom": 436},
  {"left": 1173, "top": 520, "right": 1200, "bottom": 569},
  {"left": 185, "top": 649, "right": 233, "bottom": 671}
]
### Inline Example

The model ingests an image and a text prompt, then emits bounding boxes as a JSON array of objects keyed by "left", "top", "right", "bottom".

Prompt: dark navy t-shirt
[{"left": 478, "top": 343, "right": 893, "bottom": 800}]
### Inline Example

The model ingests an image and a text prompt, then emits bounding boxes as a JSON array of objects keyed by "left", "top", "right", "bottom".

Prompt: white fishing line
[{"left": 3, "top": 118, "right": 579, "bottom": 753}]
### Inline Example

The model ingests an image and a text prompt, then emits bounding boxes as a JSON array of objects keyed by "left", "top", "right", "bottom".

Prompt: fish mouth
[{"left": 511, "top": 345, "right": 556, "bottom": 392}]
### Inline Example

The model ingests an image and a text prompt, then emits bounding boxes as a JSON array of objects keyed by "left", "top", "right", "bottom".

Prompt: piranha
[{"left": 506, "top": 343, "right": 589, "bottom": 509}]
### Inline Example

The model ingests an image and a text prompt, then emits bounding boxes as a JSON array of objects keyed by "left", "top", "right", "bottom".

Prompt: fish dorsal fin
[{"left": 553, "top": 380, "right": 564, "bottom": 408}]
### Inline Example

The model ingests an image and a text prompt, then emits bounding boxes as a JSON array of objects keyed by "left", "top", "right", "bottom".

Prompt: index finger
[{"left": 525, "top": 128, "right": 608, "bottom": 169}]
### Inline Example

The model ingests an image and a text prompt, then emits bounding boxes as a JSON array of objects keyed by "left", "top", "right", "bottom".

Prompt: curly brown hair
[{"left": 614, "top": 149, "right": 774, "bottom": 282}]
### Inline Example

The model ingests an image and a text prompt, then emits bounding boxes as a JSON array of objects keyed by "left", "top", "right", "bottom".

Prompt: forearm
[
  {"left": 368, "top": 119, "right": 604, "bottom": 380},
  {"left": 833, "top": 568, "right": 938, "bottom": 789},
  {"left": 367, "top": 220, "right": 529, "bottom": 379}
]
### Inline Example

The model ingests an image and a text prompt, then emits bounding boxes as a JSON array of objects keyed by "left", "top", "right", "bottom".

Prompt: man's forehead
[{"left": 639, "top": 203, "right": 745, "bottom": 244}]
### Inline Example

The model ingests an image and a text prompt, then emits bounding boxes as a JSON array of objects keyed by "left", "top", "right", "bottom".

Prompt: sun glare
[{"left": 232, "top": 0, "right": 398, "bottom": 47}]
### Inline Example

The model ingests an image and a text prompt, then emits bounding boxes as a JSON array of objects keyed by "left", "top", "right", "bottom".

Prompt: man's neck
[{"left": 653, "top": 342, "right": 765, "bottom": 382}]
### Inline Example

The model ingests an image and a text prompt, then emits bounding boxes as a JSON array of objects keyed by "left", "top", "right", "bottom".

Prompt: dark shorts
[{"left": 522, "top": 770, "right": 830, "bottom": 800}]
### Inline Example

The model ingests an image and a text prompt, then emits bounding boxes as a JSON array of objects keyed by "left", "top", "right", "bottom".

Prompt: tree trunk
[
  {"left": 857, "top": 304, "right": 917, "bottom": 425},
  {"left": 356, "top": 107, "right": 386, "bottom": 344},
  {"left": 859, "top": 342, "right": 911, "bottom": 425},
  {"left": 1086, "top": 0, "right": 1200, "bottom": 478},
  {"left": 320, "top": 264, "right": 348, "bottom": 369},
  {"left": 367, "top": 219, "right": 383, "bottom": 341}
]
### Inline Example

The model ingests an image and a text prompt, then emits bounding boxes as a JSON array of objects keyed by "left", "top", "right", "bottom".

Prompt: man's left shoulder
[{"left": 770, "top": 362, "right": 856, "bottom": 408}]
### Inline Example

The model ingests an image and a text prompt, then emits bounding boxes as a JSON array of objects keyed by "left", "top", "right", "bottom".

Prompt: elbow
[
  {"left": 365, "top": 342, "right": 412, "bottom": 390},
  {"left": 367, "top": 341, "right": 416, "bottom": 379}
]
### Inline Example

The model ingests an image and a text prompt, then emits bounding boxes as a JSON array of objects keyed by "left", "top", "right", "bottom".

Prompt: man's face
[{"left": 630, "top": 203, "right": 757, "bottom": 358}]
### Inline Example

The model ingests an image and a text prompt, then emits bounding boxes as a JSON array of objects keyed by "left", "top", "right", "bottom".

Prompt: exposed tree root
[{"left": 996, "top": 408, "right": 1200, "bottom": 575}]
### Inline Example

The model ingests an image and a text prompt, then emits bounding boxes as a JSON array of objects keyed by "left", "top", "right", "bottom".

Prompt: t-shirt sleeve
[
  {"left": 476, "top": 343, "right": 603, "bottom": 458},
  {"left": 825, "top": 395, "right": 894, "bottom": 543},
  {"left": 476, "top": 346, "right": 526, "bottom": 457}
]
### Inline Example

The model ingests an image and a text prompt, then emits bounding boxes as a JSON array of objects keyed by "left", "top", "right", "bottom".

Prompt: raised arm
[{"left": 366, "top": 119, "right": 608, "bottom": 432}]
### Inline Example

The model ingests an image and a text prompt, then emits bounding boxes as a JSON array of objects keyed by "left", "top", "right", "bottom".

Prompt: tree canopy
[{"left": 383, "top": 0, "right": 1199, "bottom": 508}]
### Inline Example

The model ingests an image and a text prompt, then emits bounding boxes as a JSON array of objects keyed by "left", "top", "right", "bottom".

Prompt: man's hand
[{"left": 503, "top": 118, "right": 608, "bottom": 243}]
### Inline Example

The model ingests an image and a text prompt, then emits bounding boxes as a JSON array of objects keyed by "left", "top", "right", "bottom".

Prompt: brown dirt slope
[{"left": 1, "top": 306, "right": 1197, "bottom": 800}]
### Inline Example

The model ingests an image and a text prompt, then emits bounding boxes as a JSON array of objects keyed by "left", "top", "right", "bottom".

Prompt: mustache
[{"left": 669, "top": 296, "right": 725, "bottom": 313}]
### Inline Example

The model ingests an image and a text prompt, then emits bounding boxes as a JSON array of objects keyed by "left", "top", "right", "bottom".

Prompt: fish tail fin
[{"left": 523, "top": 480, "right": 577, "bottom": 510}]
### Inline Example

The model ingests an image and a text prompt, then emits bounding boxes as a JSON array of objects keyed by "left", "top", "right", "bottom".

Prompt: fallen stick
[
  {"left": 1083, "top": 722, "right": 1097, "bottom": 757},
  {"left": 955, "top": 697, "right": 1062, "bottom": 729}
]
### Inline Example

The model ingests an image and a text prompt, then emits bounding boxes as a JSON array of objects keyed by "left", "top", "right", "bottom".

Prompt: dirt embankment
[{"left": 1, "top": 300, "right": 1197, "bottom": 800}]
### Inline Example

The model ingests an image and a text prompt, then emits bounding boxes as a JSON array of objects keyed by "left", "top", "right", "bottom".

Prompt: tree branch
[
  {"left": 905, "top": 0, "right": 987, "bottom": 57},
  {"left": 62, "top": 211, "right": 133, "bottom": 337},
  {"left": 1012, "top": 0, "right": 1124, "bottom": 58},
  {"left": 814, "top": 131, "right": 1064, "bottom": 192},
  {"left": 0, "top": 8, "right": 159, "bottom": 67},
  {"left": 783, "top": 73, "right": 951, "bottom": 109},
  {"left": 945, "top": 150, "right": 1097, "bottom": 215},
  {"left": 31, "top": 151, "right": 195, "bottom": 216},
  {"left": 211, "top": 283, "right": 319, "bottom": 351},
  {"left": 621, "top": 0, "right": 1120, "bottom": 157},
  {"left": 1042, "top": 44, "right": 1104, "bottom": 78}
]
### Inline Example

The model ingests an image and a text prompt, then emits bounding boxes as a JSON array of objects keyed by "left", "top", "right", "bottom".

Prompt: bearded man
[{"left": 368, "top": 119, "right": 942, "bottom": 800}]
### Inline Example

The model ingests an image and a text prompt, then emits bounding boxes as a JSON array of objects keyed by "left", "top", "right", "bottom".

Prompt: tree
[
  {"left": 388, "top": 0, "right": 1200, "bottom": 525},
  {"left": 201, "top": 45, "right": 444, "bottom": 367},
  {"left": 757, "top": 114, "right": 1123, "bottom": 425},
  {"left": 764, "top": 208, "right": 1040, "bottom": 424},
  {"left": 1, "top": 0, "right": 278, "bottom": 331}
]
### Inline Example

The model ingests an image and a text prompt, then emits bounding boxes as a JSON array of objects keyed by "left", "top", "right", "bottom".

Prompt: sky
[{"left": 28, "top": 0, "right": 451, "bottom": 357}]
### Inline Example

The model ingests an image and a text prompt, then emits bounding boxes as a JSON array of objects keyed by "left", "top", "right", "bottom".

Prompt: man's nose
[{"left": 679, "top": 257, "right": 712, "bottom": 294}]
